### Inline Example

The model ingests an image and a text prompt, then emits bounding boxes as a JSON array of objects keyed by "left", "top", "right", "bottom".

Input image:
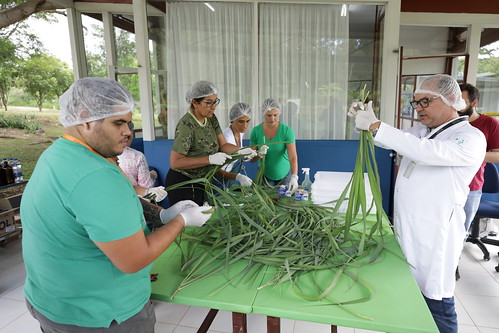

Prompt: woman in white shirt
[{"left": 218, "top": 103, "right": 254, "bottom": 187}]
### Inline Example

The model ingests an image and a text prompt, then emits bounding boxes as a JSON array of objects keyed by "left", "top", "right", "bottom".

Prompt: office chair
[{"left": 466, "top": 163, "right": 499, "bottom": 269}]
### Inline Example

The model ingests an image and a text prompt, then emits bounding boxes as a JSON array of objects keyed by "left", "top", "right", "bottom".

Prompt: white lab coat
[
  {"left": 222, "top": 126, "right": 243, "bottom": 172},
  {"left": 374, "top": 117, "right": 486, "bottom": 300}
]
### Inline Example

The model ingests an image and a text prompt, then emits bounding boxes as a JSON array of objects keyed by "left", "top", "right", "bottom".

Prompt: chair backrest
[{"left": 482, "top": 163, "right": 499, "bottom": 194}]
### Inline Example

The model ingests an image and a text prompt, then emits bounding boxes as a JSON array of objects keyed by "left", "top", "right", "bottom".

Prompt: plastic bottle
[
  {"left": 301, "top": 168, "right": 312, "bottom": 192},
  {"left": 13, "top": 159, "right": 23, "bottom": 183},
  {"left": 1, "top": 158, "right": 15, "bottom": 184},
  {"left": 294, "top": 186, "right": 305, "bottom": 200},
  {"left": 11, "top": 159, "right": 18, "bottom": 183}
]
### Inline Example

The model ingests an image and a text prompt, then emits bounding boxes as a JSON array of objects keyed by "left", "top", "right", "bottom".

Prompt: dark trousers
[
  {"left": 26, "top": 299, "right": 155, "bottom": 333},
  {"left": 165, "top": 168, "right": 205, "bottom": 206}
]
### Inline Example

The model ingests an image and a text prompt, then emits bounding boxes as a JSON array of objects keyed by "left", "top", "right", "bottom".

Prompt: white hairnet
[
  {"left": 229, "top": 103, "right": 252, "bottom": 123},
  {"left": 59, "top": 77, "right": 134, "bottom": 127},
  {"left": 185, "top": 80, "right": 218, "bottom": 104},
  {"left": 415, "top": 74, "right": 467, "bottom": 111},
  {"left": 261, "top": 98, "right": 282, "bottom": 114}
]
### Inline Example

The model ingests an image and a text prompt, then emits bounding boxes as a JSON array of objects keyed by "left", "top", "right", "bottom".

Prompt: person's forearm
[
  {"left": 369, "top": 121, "right": 381, "bottom": 132},
  {"left": 220, "top": 143, "right": 239, "bottom": 154},
  {"left": 216, "top": 169, "right": 237, "bottom": 180},
  {"left": 290, "top": 157, "right": 298, "bottom": 175},
  {"left": 484, "top": 151, "right": 499, "bottom": 163},
  {"left": 143, "top": 216, "right": 185, "bottom": 260},
  {"left": 171, "top": 155, "right": 210, "bottom": 169},
  {"left": 135, "top": 185, "right": 148, "bottom": 197},
  {"left": 93, "top": 215, "right": 185, "bottom": 274}
]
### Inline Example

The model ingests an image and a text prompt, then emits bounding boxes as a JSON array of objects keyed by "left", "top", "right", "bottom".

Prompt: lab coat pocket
[{"left": 402, "top": 161, "right": 416, "bottom": 178}]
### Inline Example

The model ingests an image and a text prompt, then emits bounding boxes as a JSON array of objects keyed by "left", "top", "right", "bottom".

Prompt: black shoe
[{"left": 455, "top": 266, "right": 460, "bottom": 281}]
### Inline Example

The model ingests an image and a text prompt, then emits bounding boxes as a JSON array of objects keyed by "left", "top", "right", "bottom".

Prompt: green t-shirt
[
  {"left": 21, "top": 138, "right": 151, "bottom": 327},
  {"left": 250, "top": 122, "right": 296, "bottom": 180},
  {"left": 172, "top": 111, "right": 223, "bottom": 179}
]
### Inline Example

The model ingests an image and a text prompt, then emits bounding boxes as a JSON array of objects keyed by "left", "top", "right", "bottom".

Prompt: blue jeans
[
  {"left": 423, "top": 295, "right": 457, "bottom": 333},
  {"left": 463, "top": 189, "right": 482, "bottom": 234},
  {"left": 264, "top": 171, "right": 292, "bottom": 187}
]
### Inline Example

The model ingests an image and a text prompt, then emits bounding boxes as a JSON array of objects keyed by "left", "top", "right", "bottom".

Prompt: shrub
[{"left": 0, "top": 113, "right": 41, "bottom": 132}]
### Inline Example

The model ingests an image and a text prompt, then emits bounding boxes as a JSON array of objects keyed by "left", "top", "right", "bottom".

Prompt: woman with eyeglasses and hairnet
[
  {"left": 250, "top": 98, "right": 299, "bottom": 194},
  {"left": 165, "top": 81, "right": 257, "bottom": 206}
]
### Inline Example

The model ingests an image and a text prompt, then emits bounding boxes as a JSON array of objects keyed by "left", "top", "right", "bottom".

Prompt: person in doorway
[
  {"left": 250, "top": 98, "right": 298, "bottom": 193},
  {"left": 117, "top": 125, "right": 168, "bottom": 203},
  {"left": 165, "top": 81, "right": 256, "bottom": 206},
  {"left": 455, "top": 83, "right": 499, "bottom": 279},
  {"left": 349, "top": 74, "right": 486, "bottom": 333},
  {"left": 20, "top": 77, "right": 213, "bottom": 332}
]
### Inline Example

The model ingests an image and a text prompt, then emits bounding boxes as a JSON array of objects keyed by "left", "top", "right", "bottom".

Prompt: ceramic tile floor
[{"left": 0, "top": 237, "right": 498, "bottom": 333}]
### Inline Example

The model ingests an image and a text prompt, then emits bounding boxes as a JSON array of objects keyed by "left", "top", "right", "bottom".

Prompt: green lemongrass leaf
[
  {"left": 170, "top": 117, "right": 400, "bottom": 321},
  {"left": 291, "top": 266, "right": 345, "bottom": 302}
]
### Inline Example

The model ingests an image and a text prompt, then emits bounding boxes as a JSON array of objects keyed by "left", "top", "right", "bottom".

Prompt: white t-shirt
[{"left": 222, "top": 126, "right": 243, "bottom": 172}]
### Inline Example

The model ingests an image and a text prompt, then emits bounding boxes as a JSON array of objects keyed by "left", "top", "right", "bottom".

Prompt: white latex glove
[
  {"left": 159, "top": 200, "right": 198, "bottom": 224},
  {"left": 145, "top": 186, "right": 168, "bottom": 202},
  {"left": 235, "top": 173, "right": 253, "bottom": 187},
  {"left": 347, "top": 101, "right": 364, "bottom": 117},
  {"left": 288, "top": 174, "right": 299, "bottom": 194},
  {"left": 257, "top": 145, "right": 269, "bottom": 158},
  {"left": 209, "top": 152, "right": 231, "bottom": 165},
  {"left": 180, "top": 205, "right": 214, "bottom": 227},
  {"left": 238, "top": 147, "right": 257, "bottom": 161},
  {"left": 347, "top": 101, "right": 378, "bottom": 131},
  {"left": 149, "top": 170, "right": 158, "bottom": 181}
]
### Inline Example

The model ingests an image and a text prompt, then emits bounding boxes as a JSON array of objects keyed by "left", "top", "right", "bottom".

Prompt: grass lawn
[
  {"left": 0, "top": 106, "right": 144, "bottom": 198},
  {"left": 0, "top": 107, "right": 65, "bottom": 198}
]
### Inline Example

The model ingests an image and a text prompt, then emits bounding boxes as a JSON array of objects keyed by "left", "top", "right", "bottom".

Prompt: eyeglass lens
[
  {"left": 410, "top": 97, "right": 431, "bottom": 109},
  {"left": 204, "top": 98, "right": 220, "bottom": 106}
]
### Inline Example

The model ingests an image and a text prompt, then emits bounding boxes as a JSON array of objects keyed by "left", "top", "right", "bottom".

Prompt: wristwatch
[{"left": 371, "top": 122, "right": 380, "bottom": 137}]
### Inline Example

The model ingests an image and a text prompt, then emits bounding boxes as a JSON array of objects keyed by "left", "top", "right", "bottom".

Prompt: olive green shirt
[{"left": 172, "top": 111, "right": 222, "bottom": 179}]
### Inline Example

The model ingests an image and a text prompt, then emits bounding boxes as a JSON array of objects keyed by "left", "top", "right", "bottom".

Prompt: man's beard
[{"left": 458, "top": 105, "right": 473, "bottom": 117}]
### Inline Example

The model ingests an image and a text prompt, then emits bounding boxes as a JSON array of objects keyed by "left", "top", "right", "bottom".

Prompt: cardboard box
[{"left": 0, "top": 199, "right": 17, "bottom": 237}]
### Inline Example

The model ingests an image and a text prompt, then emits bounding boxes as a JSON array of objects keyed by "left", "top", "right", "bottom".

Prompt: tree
[
  {"left": 0, "top": 38, "right": 20, "bottom": 110},
  {"left": 0, "top": 0, "right": 63, "bottom": 29},
  {"left": 0, "top": 1, "right": 69, "bottom": 110},
  {"left": 477, "top": 47, "right": 499, "bottom": 76},
  {"left": 458, "top": 46, "right": 499, "bottom": 78},
  {"left": 19, "top": 54, "right": 72, "bottom": 111}
]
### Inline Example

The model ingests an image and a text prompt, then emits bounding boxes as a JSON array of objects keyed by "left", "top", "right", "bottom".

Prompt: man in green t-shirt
[{"left": 21, "top": 78, "right": 213, "bottom": 332}]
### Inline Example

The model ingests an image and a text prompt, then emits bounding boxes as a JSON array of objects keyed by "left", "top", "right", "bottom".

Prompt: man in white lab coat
[{"left": 349, "top": 74, "right": 486, "bottom": 333}]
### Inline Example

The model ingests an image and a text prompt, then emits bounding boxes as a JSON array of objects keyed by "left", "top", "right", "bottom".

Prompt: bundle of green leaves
[{"left": 165, "top": 132, "right": 392, "bottom": 318}]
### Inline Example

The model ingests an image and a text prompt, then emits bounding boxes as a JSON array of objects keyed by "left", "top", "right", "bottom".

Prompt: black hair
[
  {"left": 189, "top": 97, "right": 206, "bottom": 111},
  {"left": 459, "top": 83, "right": 480, "bottom": 102}
]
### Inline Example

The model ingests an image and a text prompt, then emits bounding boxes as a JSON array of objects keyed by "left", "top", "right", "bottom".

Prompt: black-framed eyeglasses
[
  {"left": 202, "top": 98, "right": 221, "bottom": 107},
  {"left": 127, "top": 122, "right": 135, "bottom": 131},
  {"left": 409, "top": 96, "right": 440, "bottom": 109}
]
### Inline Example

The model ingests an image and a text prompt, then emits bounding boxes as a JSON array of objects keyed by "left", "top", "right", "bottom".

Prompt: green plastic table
[{"left": 150, "top": 233, "right": 438, "bottom": 333}]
